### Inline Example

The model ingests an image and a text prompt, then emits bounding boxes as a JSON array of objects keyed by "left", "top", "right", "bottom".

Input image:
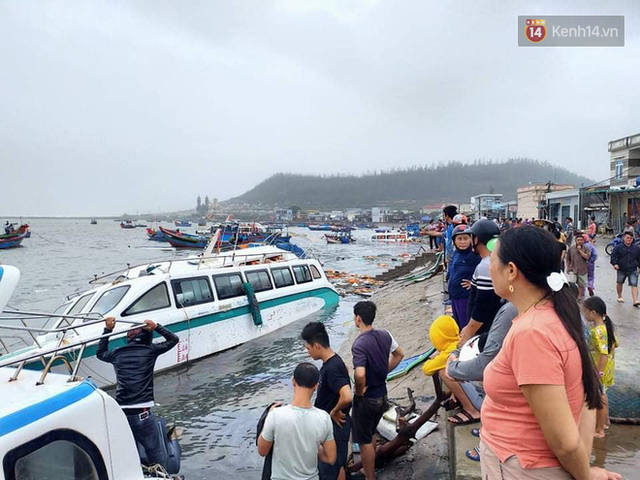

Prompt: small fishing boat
[
  {"left": 120, "top": 220, "right": 136, "bottom": 229},
  {"left": 371, "top": 231, "right": 409, "bottom": 242},
  {"left": 0, "top": 243, "right": 339, "bottom": 388},
  {"left": 174, "top": 220, "right": 192, "bottom": 227},
  {"left": 0, "top": 224, "right": 29, "bottom": 249},
  {"left": 146, "top": 228, "right": 168, "bottom": 242},
  {"left": 325, "top": 231, "right": 355, "bottom": 244},
  {"left": 308, "top": 224, "right": 332, "bottom": 231},
  {"left": 160, "top": 226, "right": 209, "bottom": 249},
  {"left": 90, "top": 218, "right": 98, "bottom": 225}
]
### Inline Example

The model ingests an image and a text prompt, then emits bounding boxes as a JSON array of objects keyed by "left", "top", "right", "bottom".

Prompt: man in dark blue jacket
[
  {"left": 97, "top": 317, "right": 179, "bottom": 466},
  {"left": 611, "top": 231, "right": 640, "bottom": 306}
]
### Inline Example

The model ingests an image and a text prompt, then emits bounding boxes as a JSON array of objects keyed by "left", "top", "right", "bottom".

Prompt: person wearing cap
[
  {"left": 447, "top": 224, "right": 480, "bottom": 329},
  {"left": 458, "top": 219, "right": 503, "bottom": 347},
  {"left": 97, "top": 317, "right": 179, "bottom": 468}
]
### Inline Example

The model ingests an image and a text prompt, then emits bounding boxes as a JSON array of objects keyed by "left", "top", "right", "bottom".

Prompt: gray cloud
[{"left": 1, "top": 1, "right": 638, "bottom": 215}]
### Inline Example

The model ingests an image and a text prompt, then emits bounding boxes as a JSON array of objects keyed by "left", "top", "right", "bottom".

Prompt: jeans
[{"left": 126, "top": 410, "right": 166, "bottom": 467}]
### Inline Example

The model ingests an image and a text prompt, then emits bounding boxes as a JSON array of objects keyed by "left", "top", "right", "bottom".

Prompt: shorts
[
  {"left": 616, "top": 270, "right": 639, "bottom": 287},
  {"left": 566, "top": 272, "right": 587, "bottom": 288},
  {"left": 319, "top": 416, "right": 351, "bottom": 480},
  {"left": 460, "top": 382, "right": 484, "bottom": 411},
  {"left": 588, "top": 234, "right": 596, "bottom": 240},
  {"left": 351, "top": 395, "right": 388, "bottom": 445}
]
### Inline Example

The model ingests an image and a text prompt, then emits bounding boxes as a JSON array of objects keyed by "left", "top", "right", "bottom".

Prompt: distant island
[{"left": 226, "top": 159, "right": 593, "bottom": 209}]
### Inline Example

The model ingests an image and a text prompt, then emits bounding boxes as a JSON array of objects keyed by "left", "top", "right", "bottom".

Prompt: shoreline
[{"left": 337, "top": 273, "right": 451, "bottom": 479}]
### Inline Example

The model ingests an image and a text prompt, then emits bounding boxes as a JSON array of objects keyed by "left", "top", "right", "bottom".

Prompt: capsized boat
[
  {"left": 0, "top": 245, "right": 339, "bottom": 388},
  {"left": 0, "top": 224, "right": 29, "bottom": 249}
]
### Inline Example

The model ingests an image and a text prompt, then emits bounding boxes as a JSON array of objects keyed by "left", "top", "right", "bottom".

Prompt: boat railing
[
  {"left": 87, "top": 241, "right": 316, "bottom": 285},
  {"left": 0, "top": 311, "right": 147, "bottom": 384}
]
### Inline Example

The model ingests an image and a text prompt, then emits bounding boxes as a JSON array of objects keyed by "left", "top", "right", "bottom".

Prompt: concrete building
[
  {"left": 470, "top": 194, "right": 503, "bottom": 218},
  {"left": 546, "top": 189, "right": 580, "bottom": 228},
  {"left": 607, "top": 133, "right": 640, "bottom": 231},
  {"left": 517, "top": 183, "right": 574, "bottom": 220},
  {"left": 274, "top": 208, "right": 293, "bottom": 222},
  {"left": 372, "top": 207, "right": 390, "bottom": 223}
]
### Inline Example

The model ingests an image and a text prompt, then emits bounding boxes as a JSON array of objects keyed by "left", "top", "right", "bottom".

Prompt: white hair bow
[{"left": 547, "top": 271, "right": 568, "bottom": 292}]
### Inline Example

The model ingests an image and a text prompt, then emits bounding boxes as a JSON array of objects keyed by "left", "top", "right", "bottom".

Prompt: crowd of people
[{"left": 93, "top": 204, "right": 639, "bottom": 480}]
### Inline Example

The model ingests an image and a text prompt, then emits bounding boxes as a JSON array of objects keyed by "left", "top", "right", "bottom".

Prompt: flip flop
[
  {"left": 466, "top": 446, "right": 480, "bottom": 462},
  {"left": 448, "top": 409, "right": 480, "bottom": 426},
  {"left": 471, "top": 428, "right": 480, "bottom": 438}
]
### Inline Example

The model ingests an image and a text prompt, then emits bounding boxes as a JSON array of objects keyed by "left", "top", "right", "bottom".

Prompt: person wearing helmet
[
  {"left": 447, "top": 224, "right": 480, "bottom": 329},
  {"left": 452, "top": 214, "right": 468, "bottom": 226},
  {"left": 459, "top": 219, "right": 504, "bottom": 347},
  {"left": 97, "top": 317, "right": 179, "bottom": 469}
]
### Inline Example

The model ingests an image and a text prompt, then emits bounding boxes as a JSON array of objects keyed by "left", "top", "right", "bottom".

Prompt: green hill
[{"left": 228, "top": 159, "right": 593, "bottom": 209}]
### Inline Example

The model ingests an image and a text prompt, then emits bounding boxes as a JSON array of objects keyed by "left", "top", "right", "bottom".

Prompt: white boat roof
[{"left": 0, "top": 367, "right": 96, "bottom": 420}]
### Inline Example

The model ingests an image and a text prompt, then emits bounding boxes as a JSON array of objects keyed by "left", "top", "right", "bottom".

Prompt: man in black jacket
[
  {"left": 611, "top": 231, "right": 640, "bottom": 306},
  {"left": 97, "top": 317, "right": 179, "bottom": 466}
]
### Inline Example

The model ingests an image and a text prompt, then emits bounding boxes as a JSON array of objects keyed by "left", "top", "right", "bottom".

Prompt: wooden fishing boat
[
  {"left": 146, "top": 227, "right": 168, "bottom": 242},
  {"left": 160, "top": 226, "right": 209, "bottom": 249},
  {"left": 0, "top": 224, "right": 29, "bottom": 249},
  {"left": 120, "top": 220, "right": 136, "bottom": 229}
]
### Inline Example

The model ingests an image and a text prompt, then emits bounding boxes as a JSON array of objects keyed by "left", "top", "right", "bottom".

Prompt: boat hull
[
  {"left": 32, "top": 287, "right": 339, "bottom": 387},
  {"left": 0, "top": 225, "right": 29, "bottom": 249}
]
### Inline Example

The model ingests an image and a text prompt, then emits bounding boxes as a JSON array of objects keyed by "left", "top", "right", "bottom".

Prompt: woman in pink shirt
[{"left": 480, "top": 226, "right": 620, "bottom": 480}]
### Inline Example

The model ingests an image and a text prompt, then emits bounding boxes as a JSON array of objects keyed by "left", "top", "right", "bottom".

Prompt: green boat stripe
[{"left": 26, "top": 286, "right": 339, "bottom": 367}]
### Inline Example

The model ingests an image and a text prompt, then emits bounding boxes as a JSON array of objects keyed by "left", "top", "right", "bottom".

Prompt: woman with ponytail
[
  {"left": 479, "top": 226, "right": 620, "bottom": 479},
  {"left": 583, "top": 296, "right": 618, "bottom": 438}
]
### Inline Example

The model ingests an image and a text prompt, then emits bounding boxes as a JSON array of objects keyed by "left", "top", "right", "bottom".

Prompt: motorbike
[{"left": 605, "top": 233, "right": 640, "bottom": 255}]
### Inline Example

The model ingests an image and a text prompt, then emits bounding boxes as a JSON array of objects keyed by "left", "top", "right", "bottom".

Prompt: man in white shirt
[{"left": 258, "top": 362, "right": 337, "bottom": 480}]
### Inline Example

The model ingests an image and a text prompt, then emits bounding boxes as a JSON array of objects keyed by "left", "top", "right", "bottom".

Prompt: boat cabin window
[
  {"left": 245, "top": 270, "right": 273, "bottom": 293},
  {"left": 122, "top": 283, "right": 171, "bottom": 316},
  {"left": 310, "top": 265, "right": 322, "bottom": 279},
  {"left": 68, "top": 293, "right": 95, "bottom": 315},
  {"left": 213, "top": 273, "right": 245, "bottom": 300},
  {"left": 292, "top": 265, "right": 313, "bottom": 284},
  {"left": 172, "top": 277, "right": 214, "bottom": 308},
  {"left": 3, "top": 430, "right": 107, "bottom": 480},
  {"left": 90, "top": 286, "right": 130, "bottom": 315},
  {"left": 271, "top": 267, "right": 295, "bottom": 288}
]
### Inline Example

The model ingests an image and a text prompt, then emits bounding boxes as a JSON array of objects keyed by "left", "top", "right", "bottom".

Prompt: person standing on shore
[
  {"left": 565, "top": 233, "right": 591, "bottom": 298},
  {"left": 585, "top": 235, "right": 598, "bottom": 297},
  {"left": 427, "top": 219, "right": 437, "bottom": 250},
  {"left": 564, "top": 217, "right": 575, "bottom": 246},
  {"left": 458, "top": 219, "right": 503, "bottom": 347},
  {"left": 258, "top": 363, "right": 336, "bottom": 480},
  {"left": 588, "top": 217, "right": 597, "bottom": 243},
  {"left": 583, "top": 296, "right": 618, "bottom": 438},
  {"left": 610, "top": 231, "right": 640, "bottom": 306},
  {"left": 301, "top": 322, "right": 353, "bottom": 480},
  {"left": 351, "top": 301, "right": 404, "bottom": 480},
  {"left": 480, "top": 226, "right": 620, "bottom": 480},
  {"left": 447, "top": 224, "right": 480, "bottom": 329}
]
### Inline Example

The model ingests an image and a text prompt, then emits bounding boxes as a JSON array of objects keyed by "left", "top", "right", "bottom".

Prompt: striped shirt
[{"left": 467, "top": 256, "right": 503, "bottom": 335}]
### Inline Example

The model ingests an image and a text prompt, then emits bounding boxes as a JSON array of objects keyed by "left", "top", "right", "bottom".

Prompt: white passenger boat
[
  {"left": 0, "top": 245, "right": 340, "bottom": 388},
  {"left": 370, "top": 231, "right": 409, "bottom": 242},
  {"left": 0, "top": 367, "right": 174, "bottom": 480}
]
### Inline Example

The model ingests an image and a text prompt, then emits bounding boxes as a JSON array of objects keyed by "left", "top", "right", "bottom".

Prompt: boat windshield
[
  {"left": 90, "top": 286, "right": 130, "bottom": 316},
  {"left": 42, "top": 302, "right": 72, "bottom": 330},
  {"left": 68, "top": 293, "right": 95, "bottom": 316}
]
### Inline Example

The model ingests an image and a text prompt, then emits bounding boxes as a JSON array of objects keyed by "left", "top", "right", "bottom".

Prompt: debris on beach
[{"left": 325, "top": 269, "right": 385, "bottom": 296}]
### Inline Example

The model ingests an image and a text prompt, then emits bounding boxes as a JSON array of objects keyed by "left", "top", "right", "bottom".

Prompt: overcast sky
[{"left": 1, "top": 1, "right": 639, "bottom": 216}]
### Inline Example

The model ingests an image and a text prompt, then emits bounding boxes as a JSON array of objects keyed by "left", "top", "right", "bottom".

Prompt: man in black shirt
[
  {"left": 97, "top": 317, "right": 179, "bottom": 468},
  {"left": 302, "top": 322, "right": 352, "bottom": 480}
]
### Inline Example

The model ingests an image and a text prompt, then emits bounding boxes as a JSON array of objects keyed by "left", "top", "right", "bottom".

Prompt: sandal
[
  {"left": 466, "top": 446, "right": 480, "bottom": 462},
  {"left": 633, "top": 302, "right": 640, "bottom": 307},
  {"left": 617, "top": 298, "right": 624, "bottom": 303},
  {"left": 441, "top": 398, "right": 461, "bottom": 411},
  {"left": 471, "top": 428, "right": 480, "bottom": 438},
  {"left": 448, "top": 409, "right": 480, "bottom": 426}
]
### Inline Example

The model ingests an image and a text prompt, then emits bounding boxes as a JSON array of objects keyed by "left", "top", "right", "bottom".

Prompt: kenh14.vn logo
[{"left": 525, "top": 19, "right": 546, "bottom": 42}]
